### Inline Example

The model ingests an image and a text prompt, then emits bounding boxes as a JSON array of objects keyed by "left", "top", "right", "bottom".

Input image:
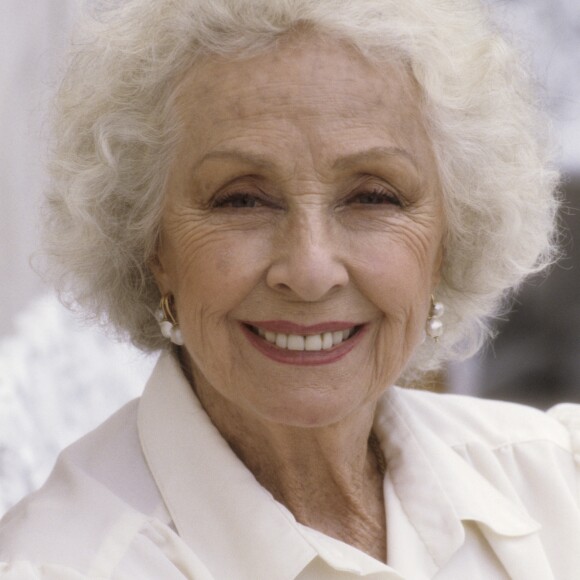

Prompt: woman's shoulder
[
  {"left": 388, "top": 385, "right": 580, "bottom": 453},
  {"left": 380, "top": 387, "right": 580, "bottom": 577},
  {"left": 0, "top": 399, "right": 166, "bottom": 576}
]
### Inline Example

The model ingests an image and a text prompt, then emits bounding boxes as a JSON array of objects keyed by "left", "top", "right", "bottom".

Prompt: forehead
[{"left": 170, "top": 33, "right": 434, "bottom": 176}]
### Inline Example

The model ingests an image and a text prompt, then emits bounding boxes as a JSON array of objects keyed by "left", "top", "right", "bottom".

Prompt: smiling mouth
[{"left": 245, "top": 324, "right": 362, "bottom": 352}]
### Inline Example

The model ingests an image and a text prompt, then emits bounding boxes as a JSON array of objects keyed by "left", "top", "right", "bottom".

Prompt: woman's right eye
[{"left": 212, "top": 192, "right": 264, "bottom": 209}]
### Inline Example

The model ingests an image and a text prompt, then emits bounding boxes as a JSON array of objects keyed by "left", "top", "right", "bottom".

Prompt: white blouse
[{"left": 1, "top": 352, "right": 579, "bottom": 579}]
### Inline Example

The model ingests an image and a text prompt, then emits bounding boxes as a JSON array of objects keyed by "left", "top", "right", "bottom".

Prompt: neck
[{"left": 189, "top": 366, "right": 387, "bottom": 562}]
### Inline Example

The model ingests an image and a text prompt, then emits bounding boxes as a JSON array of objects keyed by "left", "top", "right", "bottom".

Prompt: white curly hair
[{"left": 42, "top": 0, "right": 560, "bottom": 377}]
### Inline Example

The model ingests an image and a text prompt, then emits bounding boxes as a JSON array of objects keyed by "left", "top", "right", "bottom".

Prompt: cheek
[
  {"left": 165, "top": 222, "right": 271, "bottom": 319},
  {"left": 353, "top": 226, "right": 439, "bottom": 303}
]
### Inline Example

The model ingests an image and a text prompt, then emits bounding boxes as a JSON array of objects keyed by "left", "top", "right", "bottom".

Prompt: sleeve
[
  {"left": 0, "top": 562, "right": 88, "bottom": 579},
  {"left": 548, "top": 403, "right": 580, "bottom": 505}
]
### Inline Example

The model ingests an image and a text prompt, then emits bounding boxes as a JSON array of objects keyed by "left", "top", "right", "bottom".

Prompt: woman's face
[{"left": 152, "top": 35, "right": 445, "bottom": 427}]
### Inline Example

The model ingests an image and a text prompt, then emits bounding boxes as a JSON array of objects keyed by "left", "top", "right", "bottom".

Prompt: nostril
[{"left": 266, "top": 250, "right": 349, "bottom": 301}]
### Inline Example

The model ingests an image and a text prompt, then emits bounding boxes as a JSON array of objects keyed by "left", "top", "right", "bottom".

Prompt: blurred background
[{"left": 0, "top": 0, "right": 578, "bottom": 514}]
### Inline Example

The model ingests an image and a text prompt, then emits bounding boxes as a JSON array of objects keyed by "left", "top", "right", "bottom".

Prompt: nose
[{"left": 266, "top": 211, "right": 349, "bottom": 301}]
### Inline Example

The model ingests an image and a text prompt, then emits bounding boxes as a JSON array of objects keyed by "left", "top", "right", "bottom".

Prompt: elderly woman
[{"left": 1, "top": 0, "right": 579, "bottom": 578}]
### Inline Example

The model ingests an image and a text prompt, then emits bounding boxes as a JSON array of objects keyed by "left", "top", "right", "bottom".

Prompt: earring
[
  {"left": 156, "top": 294, "right": 184, "bottom": 346},
  {"left": 426, "top": 296, "right": 444, "bottom": 341}
]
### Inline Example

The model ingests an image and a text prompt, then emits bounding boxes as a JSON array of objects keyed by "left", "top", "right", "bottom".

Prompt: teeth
[
  {"left": 287, "top": 335, "right": 305, "bottom": 351},
  {"left": 256, "top": 326, "right": 356, "bottom": 351},
  {"left": 304, "top": 334, "right": 322, "bottom": 351},
  {"left": 322, "top": 332, "right": 333, "bottom": 350}
]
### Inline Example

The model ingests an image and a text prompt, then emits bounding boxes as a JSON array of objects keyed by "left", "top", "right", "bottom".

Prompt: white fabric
[{"left": 1, "top": 352, "right": 579, "bottom": 579}]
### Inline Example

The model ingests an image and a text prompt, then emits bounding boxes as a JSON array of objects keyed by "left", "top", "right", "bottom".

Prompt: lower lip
[{"left": 240, "top": 324, "right": 367, "bottom": 366}]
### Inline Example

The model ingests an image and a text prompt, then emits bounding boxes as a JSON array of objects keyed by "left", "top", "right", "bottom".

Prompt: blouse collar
[
  {"left": 138, "top": 352, "right": 317, "bottom": 579},
  {"left": 374, "top": 388, "right": 540, "bottom": 570},
  {"left": 138, "top": 352, "right": 540, "bottom": 578}
]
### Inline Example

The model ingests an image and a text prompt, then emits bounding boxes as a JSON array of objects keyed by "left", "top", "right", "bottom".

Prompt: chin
[{"left": 257, "top": 392, "right": 366, "bottom": 429}]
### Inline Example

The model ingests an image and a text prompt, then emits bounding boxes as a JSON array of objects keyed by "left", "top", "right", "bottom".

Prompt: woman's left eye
[{"left": 349, "top": 189, "right": 402, "bottom": 207}]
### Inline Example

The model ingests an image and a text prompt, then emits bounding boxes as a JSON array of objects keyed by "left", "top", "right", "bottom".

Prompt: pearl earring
[
  {"left": 156, "top": 294, "right": 184, "bottom": 346},
  {"left": 426, "top": 296, "right": 444, "bottom": 341}
]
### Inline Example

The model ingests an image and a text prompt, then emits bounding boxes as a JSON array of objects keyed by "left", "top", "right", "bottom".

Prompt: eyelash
[
  {"left": 211, "top": 191, "right": 272, "bottom": 209},
  {"left": 211, "top": 186, "right": 403, "bottom": 209},
  {"left": 348, "top": 188, "right": 402, "bottom": 207}
]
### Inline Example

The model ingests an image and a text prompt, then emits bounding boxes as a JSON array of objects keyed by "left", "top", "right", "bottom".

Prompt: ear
[
  {"left": 148, "top": 245, "right": 173, "bottom": 297},
  {"left": 431, "top": 241, "right": 445, "bottom": 289}
]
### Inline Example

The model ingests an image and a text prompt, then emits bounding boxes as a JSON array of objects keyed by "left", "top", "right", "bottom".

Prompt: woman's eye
[
  {"left": 213, "top": 193, "right": 264, "bottom": 209},
  {"left": 350, "top": 190, "right": 402, "bottom": 206}
]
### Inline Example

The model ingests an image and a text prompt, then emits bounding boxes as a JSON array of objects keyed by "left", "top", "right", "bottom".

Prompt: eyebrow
[
  {"left": 193, "top": 145, "right": 418, "bottom": 173},
  {"left": 331, "top": 146, "right": 418, "bottom": 172}
]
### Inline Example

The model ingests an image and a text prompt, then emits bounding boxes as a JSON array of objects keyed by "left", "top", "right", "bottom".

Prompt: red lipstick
[{"left": 240, "top": 322, "right": 367, "bottom": 366}]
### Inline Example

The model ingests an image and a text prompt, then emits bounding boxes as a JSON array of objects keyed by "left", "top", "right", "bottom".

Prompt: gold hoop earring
[{"left": 155, "top": 294, "right": 184, "bottom": 346}]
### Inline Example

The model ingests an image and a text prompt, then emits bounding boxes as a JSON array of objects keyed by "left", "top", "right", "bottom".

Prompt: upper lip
[{"left": 242, "top": 320, "right": 362, "bottom": 334}]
